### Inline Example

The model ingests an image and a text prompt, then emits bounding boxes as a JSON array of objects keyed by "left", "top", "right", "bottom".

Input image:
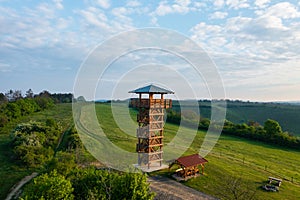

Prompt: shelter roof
[
  {"left": 176, "top": 154, "right": 208, "bottom": 168},
  {"left": 129, "top": 84, "right": 174, "bottom": 94}
]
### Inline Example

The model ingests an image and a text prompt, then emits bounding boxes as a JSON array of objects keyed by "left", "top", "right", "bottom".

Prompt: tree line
[
  {"left": 0, "top": 89, "right": 73, "bottom": 103},
  {"left": 167, "top": 110, "right": 300, "bottom": 150},
  {"left": 0, "top": 89, "right": 73, "bottom": 128}
]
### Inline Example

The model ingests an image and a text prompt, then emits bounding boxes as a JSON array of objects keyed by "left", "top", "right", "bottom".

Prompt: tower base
[{"left": 133, "top": 163, "right": 169, "bottom": 172}]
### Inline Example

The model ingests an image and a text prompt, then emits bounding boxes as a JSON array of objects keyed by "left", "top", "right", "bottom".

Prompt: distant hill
[
  {"left": 274, "top": 101, "right": 300, "bottom": 105},
  {"left": 172, "top": 100, "right": 300, "bottom": 136}
]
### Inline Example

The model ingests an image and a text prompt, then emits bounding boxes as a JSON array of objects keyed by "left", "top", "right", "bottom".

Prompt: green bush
[
  {"left": 11, "top": 121, "right": 61, "bottom": 167},
  {"left": 21, "top": 170, "right": 74, "bottom": 200}
]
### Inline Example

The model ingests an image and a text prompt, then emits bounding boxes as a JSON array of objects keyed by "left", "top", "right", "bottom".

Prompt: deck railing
[{"left": 129, "top": 98, "right": 172, "bottom": 108}]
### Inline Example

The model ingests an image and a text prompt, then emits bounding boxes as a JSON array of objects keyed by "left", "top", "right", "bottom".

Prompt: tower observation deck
[{"left": 129, "top": 84, "right": 174, "bottom": 170}]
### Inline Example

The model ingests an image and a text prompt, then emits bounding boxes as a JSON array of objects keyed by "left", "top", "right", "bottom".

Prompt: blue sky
[{"left": 1, "top": 0, "right": 300, "bottom": 101}]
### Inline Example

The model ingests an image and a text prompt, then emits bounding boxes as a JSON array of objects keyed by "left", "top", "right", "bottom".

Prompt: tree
[
  {"left": 5, "top": 90, "right": 23, "bottom": 101},
  {"left": 21, "top": 170, "right": 74, "bottom": 200},
  {"left": 113, "top": 172, "right": 155, "bottom": 200},
  {"left": 0, "top": 114, "right": 8, "bottom": 127},
  {"left": 16, "top": 99, "right": 37, "bottom": 115},
  {"left": 38, "top": 90, "right": 51, "bottom": 98},
  {"left": 77, "top": 96, "right": 86, "bottom": 102},
  {"left": 71, "top": 168, "right": 154, "bottom": 200},
  {"left": 11, "top": 122, "right": 60, "bottom": 167},
  {"left": 264, "top": 119, "right": 282, "bottom": 136},
  {"left": 5, "top": 89, "right": 14, "bottom": 101},
  {"left": 13, "top": 90, "right": 23, "bottom": 100},
  {"left": 34, "top": 96, "right": 54, "bottom": 110},
  {"left": 25, "top": 89, "right": 34, "bottom": 98},
  {"left": 199, "top": 118, "right": 210, "bottom": 129},
  {"left": 216, "top": 174, "right": 256, "bottom": 200},
  {"left": 48, "top": 151, "right": 77, "bottom": 175},
  {"left": 46, "top": 118, "right": 58, "bottom": 128},
  {"left": 5, "top": 102, "right": 21, "bottom": 119},
  {"left": 0, "top": 93, "right": 8, "bottom": 104}
]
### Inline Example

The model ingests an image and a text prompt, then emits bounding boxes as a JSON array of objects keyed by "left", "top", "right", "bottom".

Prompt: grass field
[
  {"left": 90, "top": 102, "right": 300, "bottom": 200},
  {"left": 1, "top": 102, "right": 300, "bottom": 199},
  {"left": 0, "top": 104, "right": 73, "bottom": 199}
]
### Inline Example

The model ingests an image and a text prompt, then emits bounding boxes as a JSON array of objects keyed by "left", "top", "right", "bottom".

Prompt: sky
[{"left": 1, "top": 0, "right": 300, "bottom": 101}]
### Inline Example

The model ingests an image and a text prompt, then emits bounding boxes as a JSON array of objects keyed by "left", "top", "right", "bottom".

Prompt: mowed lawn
[{"left": 92, "top": 103, "right": 300, "bottom": 200}]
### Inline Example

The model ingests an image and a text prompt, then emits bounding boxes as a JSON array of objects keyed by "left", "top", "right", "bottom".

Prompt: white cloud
[
  {"left": 190, "top": 22, "right": 226, "bottom": 52},
  {"left": 261, "top": 2, "right": 300, "bottom": 19},
  {"left": 190, "top": 11, "right": 300, "bottom": 61},
  {"left": 193, "top": 2, "right": 206, "bottom": 8},
  {"left": 53, "top": 0, "right": 63, "bottom": 10},
  {"left": 78, "top": 7, "right": 109, "bottom": 29},
  {"left": 155, "top": 0, "right": 191, "bottom": 16},
  {"left": 111, "top": 7, "right": 133, "bottom": 24},
  {"left": 175, "top": 0, "right": 191, "bottom": 7},
  {"left": 213, "top": 0, "right": 225, "bottom": 8},
  {"left": 56, "top": 17, "right": 70, "bottom": 29},
  {"left": 35, "top": 3, "right": 56, "bottom": 19},
  {"left": 210, "top": 11, "right": 228, "bottom": 19},
  {"left": 226, "top": 0, "right": 250, "bottom": 10},
  {"left": 126, "top": 0, "right": 141, "bottom": 7},
  {"left": 0, "top": 62, "right": 12, "bottom": 72},
  {"left": 96, "top": 0, "right": 110, "bottom": 9},
  {"left": 254, "top": 15, "right": 287, "bottom": 30},
  {"left": 254, "top": 0, "right": 270, "bottom": 8},
  {"left": 191, "top": 22, "right": 222, "bottom": 40}
]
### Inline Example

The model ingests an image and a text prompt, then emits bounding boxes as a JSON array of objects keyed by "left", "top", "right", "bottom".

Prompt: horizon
[
  {"left": 1, "top": 88, "right": 300, "bottom": 103},
  {"left": 1, "top": 1, "right": 300, "bottom": 102}
]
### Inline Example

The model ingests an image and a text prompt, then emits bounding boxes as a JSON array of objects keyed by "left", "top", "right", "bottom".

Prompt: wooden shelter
[
  {"left": 170, "top": 154, "right": 208, "bottom": 178},
  {"left": 129, "top": 84, "right": 173, "bottom": 169}
]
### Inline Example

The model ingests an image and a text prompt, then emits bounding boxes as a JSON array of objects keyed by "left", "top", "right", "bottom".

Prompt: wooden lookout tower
[{"left": 129, "top": 84, "right": 173, "bottom": 170}]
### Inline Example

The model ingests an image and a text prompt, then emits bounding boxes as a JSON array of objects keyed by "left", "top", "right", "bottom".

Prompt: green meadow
[
  {"left": 91, "top": 103, "right": 300, "bottom": 200},
  {"left": 1, "top": 102, "right": 299, "bottom": 199}
]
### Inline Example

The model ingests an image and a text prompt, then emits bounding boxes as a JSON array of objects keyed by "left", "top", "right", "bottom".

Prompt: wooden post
[
  {"left": 149, "top": 93, "right": 153, "bottom": 100},
  {"left": 201, "top": 164, "right": 204, "bottom": 175}
]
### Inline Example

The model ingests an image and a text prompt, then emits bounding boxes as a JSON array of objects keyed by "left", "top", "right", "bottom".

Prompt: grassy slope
[
  {"left": 0, "top": 104, "right": 73, "bottom": 199},
  {"left": 93, "top": 103, "right": 300, "bottom": 200},
  {"left": 185, "top": 133, "right": 300, "bottom": 200}
]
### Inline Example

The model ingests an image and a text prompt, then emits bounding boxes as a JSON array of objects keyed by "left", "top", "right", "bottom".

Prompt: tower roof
[{"left": 129, "top": 84, "right": 174, "bottom": 94}]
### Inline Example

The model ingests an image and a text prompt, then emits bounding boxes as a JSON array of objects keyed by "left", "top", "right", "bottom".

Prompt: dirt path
[
  {"left": 149, "top": 176, "right": 217, "bottom": 200},
  {"left": 5, "top": 172, "right": 38, "bottom": 200}
]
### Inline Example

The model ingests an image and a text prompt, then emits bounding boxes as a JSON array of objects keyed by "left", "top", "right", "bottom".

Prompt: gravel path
[
  {"left": 5, "top": 172, "right": 38, "bottom": 200},
  {"left": 149, "top": 176, "right": 217, "bottom": 200}
]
